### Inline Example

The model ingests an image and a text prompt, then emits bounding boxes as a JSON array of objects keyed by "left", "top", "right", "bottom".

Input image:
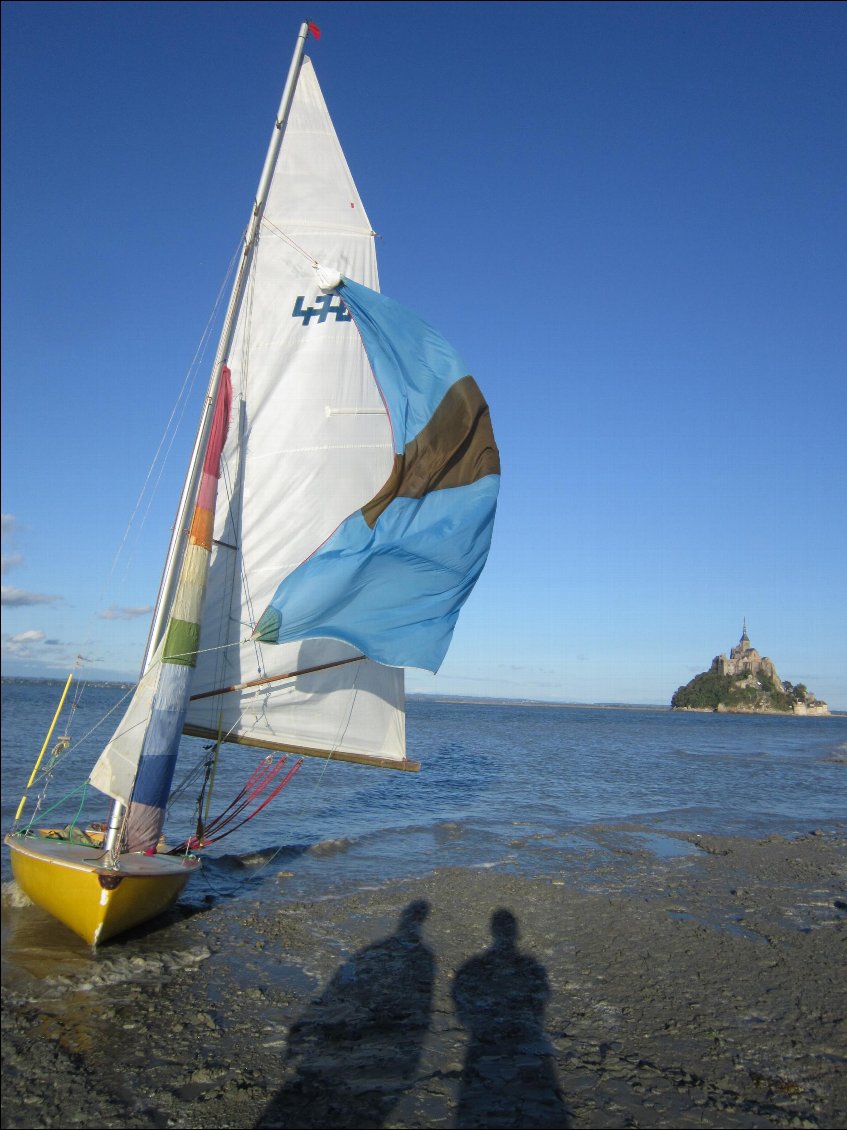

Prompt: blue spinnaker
[{"left": 254, "top": 278, "right": 499, "bottom": 672}]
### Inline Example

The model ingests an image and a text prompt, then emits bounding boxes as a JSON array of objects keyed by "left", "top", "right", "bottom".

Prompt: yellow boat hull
[{"left": 5, "top": 832, "right": 199, "bottom": 946}]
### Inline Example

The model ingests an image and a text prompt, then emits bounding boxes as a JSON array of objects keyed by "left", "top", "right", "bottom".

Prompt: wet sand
[{"left": 2, "top": 829, "right": 845, "bottom": 1129}]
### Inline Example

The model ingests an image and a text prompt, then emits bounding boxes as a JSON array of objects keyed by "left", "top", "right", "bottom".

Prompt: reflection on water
[{"left": 1, "top": 880, "right": 210, "bottom": 1001}]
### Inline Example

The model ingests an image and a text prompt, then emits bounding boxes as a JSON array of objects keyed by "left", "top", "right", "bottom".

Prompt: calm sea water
[{"left": 3, "top": 678, "right": 845, "bottom": 910}]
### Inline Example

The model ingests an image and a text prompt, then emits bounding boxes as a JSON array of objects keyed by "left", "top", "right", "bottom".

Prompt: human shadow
[
  {"left": 451, "top": 908, "right": 571, "bottom": 1128},
  {"left": 256, "top": 899, "right": 434, "bottom": 1129}
]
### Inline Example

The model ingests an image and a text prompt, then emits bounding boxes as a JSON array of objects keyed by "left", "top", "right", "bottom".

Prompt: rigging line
[
  {"left": 190, "top": 697, "right": 252, "bottom": 749},
  {"left": 312, "top": 654, "right": 364, "bottom": 784},
  {"left": 191, "top": 757, "right": 291, "bottom": 841},
  {"left": 129, "top": 238, "right": 244, "bottom": 574},
  {"left": 50, "top": 238, "right": 242, "bottom": 725},
  {"left": 109, "top": 236, "right": 244, "bottom": 594},
  {"left": 166, "top": 753, "right": 211, "bottom": 808},
  {"left": 32, "top": 681, "right": 137, "bottom": 775},
  {"left": 211, "top": 457, "right": 242, "bottom": 688},
  {"left": 259, "top": 216, "right": 318, "bottom": 265},
  {"left": 29, "top": 634, "right": 236, "bottom": 796},
  {"left": 214, "top": 754, "right": 282, "bottom": 816},
  {"left": 139, "top": 636, "right": 248, "bottom": 673},
  {"left": 197, "top": 236, "right": 261, "bottom": 686},
  {"left": 207, "top": 449, "right": 241, "bottom": 693},
  {"left": 190, "top": 760, "right": 303, "bottom": 848},
  {"left": 236, "top": 247, "right": 256, "bottom": 412},
  {"left": 20, "top": 658, "right": 89, "bottom": 819},
  {"left": 235, "top": 660, "right": 366, "bottom": 883},
  {"left": 50, "top": 655, "right": 87, "bottom": 751},
  {"left": 171, "top": 704, "right": 251, "bottom": 830},
  {"left": 21, "top": 781, "right": 91, "bottom": 833},
  {"left": 188, "top": 654, "right": 366, "bottom": 701},
  {"left": 177, "top": 760, "right": 271, "bottom": 843},
  {"left": 233, "top": 251, "right": 267, "bottom": 679},
  {"left": 174, "top": 694, "right": 250, "bottom": 819},
  {"left": 168, "top": 701, "right": 264, "bottom": 866}
]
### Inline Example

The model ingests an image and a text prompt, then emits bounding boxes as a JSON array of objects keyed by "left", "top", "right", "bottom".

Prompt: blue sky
[{"left": 2, "top": 1, "right": 845, "bottom": 708}]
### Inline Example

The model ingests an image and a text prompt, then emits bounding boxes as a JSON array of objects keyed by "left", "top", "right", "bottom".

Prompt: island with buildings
[{"left": 671, "top": 623, "right": 830, "bottom": 715}]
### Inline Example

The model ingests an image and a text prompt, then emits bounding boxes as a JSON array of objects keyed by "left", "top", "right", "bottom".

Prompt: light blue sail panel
[
  {"left": 254, "top": 278, "right": 500, "bottom": 673},
  {"left": 337, "top": 277, "right": 469, "bottom": 453},
  {"left": 258, "top": 480, "right": 498, "bottom": 672}
]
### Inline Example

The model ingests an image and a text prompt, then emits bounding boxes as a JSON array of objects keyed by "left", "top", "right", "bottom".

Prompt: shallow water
[{"left": 2, "top": 678, "right": 845, "bottom": 980}]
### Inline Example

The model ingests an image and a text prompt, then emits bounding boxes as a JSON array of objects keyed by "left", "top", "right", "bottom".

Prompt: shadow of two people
[{"left": 257, "top": 900, "right": 570, "bottom": 1128}]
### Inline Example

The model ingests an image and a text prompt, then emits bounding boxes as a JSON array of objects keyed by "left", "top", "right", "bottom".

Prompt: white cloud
[
  {"left": 1, "top": 629, "right": 51, "bottom": 656},
  {"left": 1, "top": 586, "right": 61, "bottom": 606},
  {"left": 11, "top": 629, "right": 46, "bottom": 643},
  {"left": 98, "top": 605, "right": 153, "bottom": 620}
]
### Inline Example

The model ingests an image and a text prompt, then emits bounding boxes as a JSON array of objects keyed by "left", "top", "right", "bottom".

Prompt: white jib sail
[{"left": 92, "top": 55, "right": 405, "bottom": 805}]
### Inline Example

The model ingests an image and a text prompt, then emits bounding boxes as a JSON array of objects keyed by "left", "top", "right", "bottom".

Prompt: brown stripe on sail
[{"left": 362, "top": 375, "right": 500, "bottom": 528}]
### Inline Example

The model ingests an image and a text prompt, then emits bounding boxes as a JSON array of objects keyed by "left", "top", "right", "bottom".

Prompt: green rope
[
  {"left": 64, "top": 779, "right": 91, "bottom": 838},
  {"left": 22, "top": 780, "right": 90, "bottom": 834}
]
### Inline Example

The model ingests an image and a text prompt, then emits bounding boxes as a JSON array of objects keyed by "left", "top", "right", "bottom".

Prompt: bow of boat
[{"left": 5, "top": 832, "right": 199, "bottom": 946}]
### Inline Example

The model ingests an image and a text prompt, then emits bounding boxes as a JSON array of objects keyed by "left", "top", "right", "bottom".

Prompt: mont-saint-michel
[{"left": 672, "top": 623, "right": 830, "bottom": 715}]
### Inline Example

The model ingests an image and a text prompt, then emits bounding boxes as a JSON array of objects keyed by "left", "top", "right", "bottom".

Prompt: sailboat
[{"left": 5, "top": 22, "right": 499, "bottom": 946}]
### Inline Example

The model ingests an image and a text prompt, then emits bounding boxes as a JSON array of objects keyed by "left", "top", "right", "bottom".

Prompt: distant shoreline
[
  {"left": 2, "top": 676, "right": 843, "bottom": 716},
  {"left": 409, "top": 695, "right": 670, "bottom": 712},
  {"left": 1, "top": 674, "right": 135, "bottom": 690},
  {"left": 671, "top": 705, "right": 834, "bottom": 718},
  {"left": 412, "top": 696, "right": 844, "bottom": 716},
  {"left": 0, "top": 676, "right": 668, "bottom": 711}
]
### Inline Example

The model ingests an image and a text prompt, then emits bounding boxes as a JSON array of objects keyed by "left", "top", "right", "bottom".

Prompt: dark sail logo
[{"left": 292, "top": 295, "right": 351, "bottom": 325}]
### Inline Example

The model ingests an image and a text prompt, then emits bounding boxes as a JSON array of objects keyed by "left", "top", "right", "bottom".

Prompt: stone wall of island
[{"left": 671, "top": 624, "right": 830, "bottom": 715}]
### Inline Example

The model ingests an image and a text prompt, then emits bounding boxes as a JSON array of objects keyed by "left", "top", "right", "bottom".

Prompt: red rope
[
  {"left": 170, "top": 755, "right": 303, "bottom": 853},
  {"left": 194, "top": 759, "right": 303, "bottom": 846},
  {"left": 200, "top": 757, "right": 284, "bottom": 832}
]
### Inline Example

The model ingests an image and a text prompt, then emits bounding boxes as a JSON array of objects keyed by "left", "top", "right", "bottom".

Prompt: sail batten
[
  {"left": 181, "top": 724, "right": 420, "bottom": 772},
  {"left": 188, "top": 653, "right": 366, "bottom": 702}
]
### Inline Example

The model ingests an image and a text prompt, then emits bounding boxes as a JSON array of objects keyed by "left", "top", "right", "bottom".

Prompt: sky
[{"left": 2, "top": 0, "right": 845, "bottom": 709}]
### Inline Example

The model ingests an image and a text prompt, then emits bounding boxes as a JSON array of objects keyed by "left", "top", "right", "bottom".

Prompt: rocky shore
[{"left": 2, "top": 830, "right": 846, "bottom": 1129}]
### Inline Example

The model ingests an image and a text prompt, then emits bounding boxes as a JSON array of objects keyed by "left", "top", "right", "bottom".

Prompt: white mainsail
[
  {"left": 184, "top": 55, "right": 405, "bottom": 765},
  {"left": 92, "top": 53, "right": 406, "bottom": 806}
]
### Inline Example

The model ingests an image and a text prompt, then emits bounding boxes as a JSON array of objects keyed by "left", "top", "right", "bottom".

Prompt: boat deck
[{"left": 5, "top": 833, "right": 199, "bottom": 877}]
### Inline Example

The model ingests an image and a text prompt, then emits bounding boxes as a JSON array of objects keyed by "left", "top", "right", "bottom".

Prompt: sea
[{"left": 2, "top": 677, "right": 846, "bottom": 979}]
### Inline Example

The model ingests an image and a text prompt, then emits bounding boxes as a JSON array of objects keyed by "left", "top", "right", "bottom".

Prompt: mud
[{"left": 2, "top": 830, "right": 845, "bottom": 1128}]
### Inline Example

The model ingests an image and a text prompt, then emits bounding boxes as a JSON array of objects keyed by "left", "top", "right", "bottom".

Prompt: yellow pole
[{"left": 13, "top": 670, "right": 74, "bottom": 823}]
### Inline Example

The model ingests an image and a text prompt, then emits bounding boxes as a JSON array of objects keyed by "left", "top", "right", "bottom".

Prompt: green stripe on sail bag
[{"left": 163, "top": 619, "right": 200, "bottom": 666}]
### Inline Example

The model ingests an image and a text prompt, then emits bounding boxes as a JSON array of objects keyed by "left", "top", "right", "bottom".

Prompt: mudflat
[{"left": 2, "top": 830, "right": 845, "bottom": 1129}]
